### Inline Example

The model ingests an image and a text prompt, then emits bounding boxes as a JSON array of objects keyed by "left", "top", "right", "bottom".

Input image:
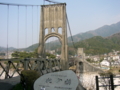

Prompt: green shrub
[
  {"left": 21, "top": 70, "right": 40, "bottom": 90},
  {"left": 12, "top": 83, "right": 24, "bottom": 90},
  {"left": 119, "top": 70, "right": 120, "bottom": 72}
]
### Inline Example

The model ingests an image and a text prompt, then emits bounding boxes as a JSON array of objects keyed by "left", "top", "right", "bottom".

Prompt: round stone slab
[{"left": 34, "top": 70, "right": 79, "bottom": 90}]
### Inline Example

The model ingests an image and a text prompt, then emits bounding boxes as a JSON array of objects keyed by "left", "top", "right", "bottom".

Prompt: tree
[
  {"left": 12, "top": 51, "right": 20, "bottom": 58},
  {"left": 46, "top": 52, "right": 56, "bottom": 59},
  {"left": 12, "top": 48, "right": 56, "bottom": 59},
  {"left": 86, "top": 58, "right": 93, "bottom": 63},
  {"left": 12, "top": 48, "right": 39, "bottom": 59},
  {"left": 32, "top": 48, "right": 38, "bottom": 58}
]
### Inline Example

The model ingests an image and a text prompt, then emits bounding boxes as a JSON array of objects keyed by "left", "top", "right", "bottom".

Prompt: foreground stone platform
[{"left": 0, "top": 76, "right": 20, "bottom": 90}]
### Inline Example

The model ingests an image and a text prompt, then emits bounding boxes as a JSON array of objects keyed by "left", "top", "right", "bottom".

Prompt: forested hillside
[{"left": 74, "top": 33, "right": 120, "bottom": 55}]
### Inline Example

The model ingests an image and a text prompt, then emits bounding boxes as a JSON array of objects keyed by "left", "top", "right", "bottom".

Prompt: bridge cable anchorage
[
  {"left": 44, "top": 0, "right": 61, "bottom": 4},
  {"left": 0, "top": 2, "right": 40, "bottom": 6},
  {"left": 66, "top": 13, "right": 77, "bottom": 55},
  {"left": 7, "top": 5, "right": 9, "bottom": 59}
]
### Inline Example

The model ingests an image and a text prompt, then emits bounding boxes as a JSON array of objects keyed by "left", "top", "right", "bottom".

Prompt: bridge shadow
[
  {"left": 76, "top": 61, "right": 86, "bottom": 90},
  {"left": 76, "top": 57, "right": 104, "bottom": 90},
  {"left": 79, "top": 61, "right": 84, "bottom": 82},
  {"left": 73, "top": 57, "right": 86, "bottom": 90}
]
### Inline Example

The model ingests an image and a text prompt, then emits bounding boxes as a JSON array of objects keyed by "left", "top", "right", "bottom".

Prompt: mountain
[
  {"left": 106, "top": 32, "right": 120, "bottom": 39},
  {"left": 1, "top": 21, "right": 120, "bottom": 52},
  {"left": 106, "top": 32, "right": 120, "bottom": 45},
  {"left": 23, "top": 43, "right": 39, "bottom": 51},
  {"left": 74, "top": 32, "right": 120, "bottom": 55},
  {"left": 72, "top": 21, "right": 120, "bottom": 42},
  {"left": 45, "top": 21, "right": 120, "bottom": 50},
  {"left": 0, "top": 46, "right": 16, "bottom": 52}
]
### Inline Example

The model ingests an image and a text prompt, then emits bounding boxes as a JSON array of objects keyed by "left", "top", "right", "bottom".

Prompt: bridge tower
[{"left": 38, "top": 3, "right": 68, "bottom": 69}]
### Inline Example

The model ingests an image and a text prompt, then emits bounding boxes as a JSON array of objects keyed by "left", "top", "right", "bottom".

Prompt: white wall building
[
  {"left": 112, "top": 55, "right": 120, "bottom": 60},
  {"left": 100, "top": 60, "right": 109, "bottom": 66}
]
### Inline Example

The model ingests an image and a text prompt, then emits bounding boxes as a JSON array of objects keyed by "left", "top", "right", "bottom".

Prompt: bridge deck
[{"left": 0, "top": 76, "right": 20, "bottom": 90}]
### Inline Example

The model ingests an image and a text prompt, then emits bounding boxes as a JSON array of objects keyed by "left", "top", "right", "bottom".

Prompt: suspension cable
[
  {"left": 66, "top": 13, "right": 77, "bottom": 55},
  {"left": 0, "top": 2, "right": 40, "bottom": 6},
  {"left": 44, "top": 0, "right": 61, "bottom": 4},
  {"left": 48, "top": 38, "right": 50, "bottom": 52},
  {"left": 25, "top": 6, "right": 27, "bottom": 48},
  {"left": 66, "top": 14, "right": 75, "bottom": 48},
  {"left": 43, "top": 0, "right": 45, "bottom": 5},
  {"left": 17, "top": 6, "right": 19, "bottom": 51},
  {"left": 32, "top": 6, "right": 33, "bottom": 51},
  {"left": 7, "top": 5, "right": 9, "bottom": 59},
  {"left": 53, "top": 37, "right": 55, "bottom": 50},
  {"left": 37, "top": 6, "right": 39, "bottom": 43}
]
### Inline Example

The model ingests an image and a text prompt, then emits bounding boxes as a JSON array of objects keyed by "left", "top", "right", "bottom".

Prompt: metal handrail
[{"left": 0, "top": 58, "right": 61, "bottom": 79}]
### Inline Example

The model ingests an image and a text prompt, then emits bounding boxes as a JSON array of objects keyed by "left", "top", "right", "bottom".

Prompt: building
[
  {"left": 77, "top": 48, "right": 85, "bottom": 61},
  {"left": 100, "top": 60, "right": 109, "bottom": 66}
]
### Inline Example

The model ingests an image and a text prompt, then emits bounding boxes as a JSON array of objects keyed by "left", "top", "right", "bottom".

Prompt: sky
[{"left": 0, "top": 0, "right": 120, "bottom": 48}]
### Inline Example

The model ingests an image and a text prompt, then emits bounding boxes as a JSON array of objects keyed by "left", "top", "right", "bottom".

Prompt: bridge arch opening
[
  {"left": 45, "top": 36, "right": 61, "bottom": 59},
  {"left": 51, "top": 28, "right": 55, "bottom": 32},
  {"left": 58, "top": 27, "right": 62, "bottom": 34},
  {"left": 45, "top": 28, "right": 48, "bottom": 35}
]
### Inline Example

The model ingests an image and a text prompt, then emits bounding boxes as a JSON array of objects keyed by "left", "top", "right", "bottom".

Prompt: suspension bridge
[{"left": 0, "top": 1, "right": 103, "bottom": 90}]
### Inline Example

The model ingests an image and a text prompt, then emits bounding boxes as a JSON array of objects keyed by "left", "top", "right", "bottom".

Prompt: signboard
[{"left": 34, "top": 70, "right": 79, "bottom": 90}]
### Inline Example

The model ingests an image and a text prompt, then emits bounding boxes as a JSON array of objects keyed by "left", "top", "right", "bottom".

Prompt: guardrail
[
  {"left": 96, "top": 75, "right": 120, "bottom": 90},
  {"left": 0, "top": 58, "right": 61, "bottom": 79}
]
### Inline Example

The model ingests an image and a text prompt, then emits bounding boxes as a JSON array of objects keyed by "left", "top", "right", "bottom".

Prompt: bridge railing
[
  {"left": 0, "top": 58, "right": 61, "bottom": 79},
  {"left": 96, "top": 75, "right": 120, "bottom": 90}
]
